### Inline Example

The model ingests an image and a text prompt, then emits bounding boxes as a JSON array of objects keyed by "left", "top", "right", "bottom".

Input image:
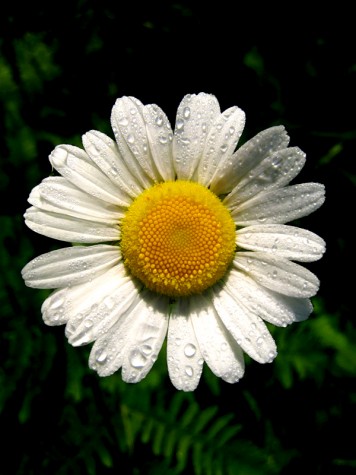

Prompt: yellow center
[{"left": 121, "top": 180, "right": 236, "bottom": 297}]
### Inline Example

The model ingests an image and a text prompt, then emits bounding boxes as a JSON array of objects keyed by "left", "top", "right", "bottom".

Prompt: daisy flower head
[{"left": 22, "top": 93, "right": 325, "bottom": 391}]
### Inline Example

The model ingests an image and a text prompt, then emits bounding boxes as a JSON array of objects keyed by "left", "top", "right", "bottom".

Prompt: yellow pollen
[{"left": 121, "top": 181, "right": 236, "bottom": 297}]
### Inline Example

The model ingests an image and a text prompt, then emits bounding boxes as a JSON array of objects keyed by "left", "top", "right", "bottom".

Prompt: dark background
[{"left": 1, "top": 2, "right": 355, "bottom": 474}]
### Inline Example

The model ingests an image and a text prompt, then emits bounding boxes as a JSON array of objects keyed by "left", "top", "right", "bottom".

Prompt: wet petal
[
  {"left": 24, "top": 207, "right": 120, "bottom": 243},
  {"left": 28, "top": 177, "right": 123, "bottom": 224},
  {"left": 49, "top": 145, "right": 128, "bottom": 206},
  {"left": 225, "top": 269, "right": 313, "bottom": 326},
  {"left": 233, "top": 251, "right": 320, "bottom": 298},
  {"left": 110, "top": 96, "right": 157, "bottom": 187},
  {"left": 197, "top": 106, "right": 245, "bottom": 187},
  {"left": 173, "top": 93, "right": 220, "bottom": 180},
  {"left": 22, "top": 244, "right": 120, "bottom": 289},
  {"left": 225, "top": 147, "right": 306, "bottom": 207},
  {"left": 83, "top": 130, "right": 142, "bottom": 201},
  {"left": 211, "top": 285, "right": 277, "bottom": 364},
  {"left": 231, "top": 183, "right": 325, "bottom": 225},
  {"left": 167, "top": 298, "right": 204, "bottom": 391},
  {"left": 143, "top": 103, "right": 175, "bottom": 181},
  {"left": 89, "top": 291, "right": 168, "bottom": 378},
  {"left": 237, "top": 224, "right": 326, "bottom": 262},
  {"left": 213, "top": 126, "right": 290, "bottom": 195},
  {"left": 190, "top": 293, "right": 245, "bottom": 383}
]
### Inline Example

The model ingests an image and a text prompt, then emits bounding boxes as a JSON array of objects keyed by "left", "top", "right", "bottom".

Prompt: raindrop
[
  {"left": 229, "top": 126, "right": 235, "bottom": 135},
  {"left": 256, "top": 336, "right": 264, "bottom": 346},
  {"left": 127, "top": 134, "right": 135, "bottom": 144},
  {"left": 95, "top": 349, "right": 108, "bottom": 363},
  {"left": 220, "top": 144, "right": 228, "bottom": 153},
  {"left": 141, "top": 344, "right": 153, "bottom": 356},
  {"left": 50, "top": 295, "right": 64, "bottom": 310},
  {"left": 183, "top": 106, "right": 191, "bottom": 119},
  {"left": 184, "top": 343, "right": 196, "bottom": 357},
  {"left": 84, "top": 319, "right": 93, "bottom": 328},
  {"left": 130, "top": 350, "right": 147, "bottom": 369},
  {"left": 118, "top": 117, "right": 129, "bottom": 126},
  {"left": 155, "top": 116, "right": 163, "bottom": 126},
  {"left": 159, "top": 136, "right": 168, "bottom": 144},
  {"left": 176, "top": 118, "right": 184, "bottom": 130},
  {"left": 185, "top": 366, "right": 194, "bottom": 377},
  {"left": 272, "top": 270, "right": 278, "bottom": 279}
]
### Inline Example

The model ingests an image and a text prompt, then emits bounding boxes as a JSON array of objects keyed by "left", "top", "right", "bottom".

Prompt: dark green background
[{"left": 1, "top": 2, "right": 355, "bottom": 474}]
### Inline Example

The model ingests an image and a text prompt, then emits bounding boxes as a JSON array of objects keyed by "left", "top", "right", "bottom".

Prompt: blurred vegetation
[{"left": 1, "top": 2, "right": 356, "bottom": 474}]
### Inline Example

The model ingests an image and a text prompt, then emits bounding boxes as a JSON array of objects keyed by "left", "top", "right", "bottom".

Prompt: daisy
[{"left": 22, "top": 93, "right": 325, "bottom": 391}]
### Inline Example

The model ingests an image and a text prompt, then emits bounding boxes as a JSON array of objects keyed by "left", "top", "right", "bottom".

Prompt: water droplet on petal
[
  {"left": 130, "top": 350, "right": 147, "bottom": 369},
  {"left": 118, "top": 117, "right": 129, "bottom": 126},
  {"left": 176, "top": 118, "right": 184, "bottom": 131},
  {"left": 220, "top": 144, "right": 228, "bottom": 153},
  {"left": 127, "top": 134, "right": 135, "bottom": 144},
  {"left": 84, "top": 319, "right": 93, "bottom": 328},
  {"left": 185, "top": 365, "right": 194, "bottom": 377},
  {"left": 141, "top": 344, "right": 153, "bottom": 356},
  {"left": 184, "top": 343, "right": 196, "bottom": 357},
  {"left": 159, "top": 135, "right": 168, "bottom": 144},
  {"left": 183, "top": 106, "right": 191, "bottom": 119},
  {"left": 155, "top": 116, "right": 163, "bottom": 126},
  {"left": 95, "top": 348, "right": 108, "bottom": 363},
  {"left": 256, "top": 336, "right": 264, "bottom": 346}
]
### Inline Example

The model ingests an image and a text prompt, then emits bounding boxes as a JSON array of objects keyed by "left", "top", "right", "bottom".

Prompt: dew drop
[
  {"left": 130, "top": 350, "right": 147, "bottom": 369},
  {"left": 183, "top": 106, "right": 191, "bottom": 119},
  {"left": 176, "top": 118, "right": 184, "bottom": 130},
  {"left": 184, "top": 343, "right": 196, "bottom": 357},
  {"left": 155, "top": 116, "right": 163, "bottom": 126},
  {"left": 220, "top": 342, "right": 228, "bottom": 351},
  {"left": 141, "top": 344, "right": 153, "bottom": 356},
  {"left": 220, "top": 144, "right": 228, "bottom": 153},
  {"left": 50, "top": 295, "right": 64, "bottom": 310},
  {"left": 84, "top": 319, "right": 93, "bottom": 328},
  {"left": 95, "top": 348, "right": 108, "bottom": 363},
  {"left": 118, "top": 117, "right": 129, "bottom": 126},
  {"left": 127, "top": 134, "right": 135, "bottom": 144},
  {"left": 185, "top": 365, "right": 194, "bottom": 377},
  {"left": 256, "top": 336, "right": 264, "bottom": 346},
  {"left": 159, "top": 135, "right": 168, "bottom": 144},
  {"left": 229, "top": 126, "right": 235, "bottom": 135}
]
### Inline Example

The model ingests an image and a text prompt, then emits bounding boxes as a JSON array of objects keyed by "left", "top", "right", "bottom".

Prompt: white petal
[
  {"left": 41, "top": 263, "right": 135, "bottom": 328},
  {"left": 49, "top": 145, "right": 128, "bottom": 206},
  {"left": 88, "top": 291, "right": 168, "bottom": 379},
  {"left": 82, "top": 130, "right": 142, "bottom": 201},
  {"left": 24, "top": 207, "right": 119, "bottom": 243},
  {"left": 22, "top": 244, "right": 120, "bottom": 289},
  {"left": 214, "top": 126, "right": 290, "bottom": 195},
  {"left": 190, "top": 293, "right": 244, "bottom": 383},
  {"left": 237, "top": 224, "right": 326, "bottom": 262},
  {"left": 211, "top": 285, "right": 277, "bottom": 364},
  {"left": 110, "top": 96, "right": 157, "bottom": 187},
  {"left": 28, "top": 177, "right": 123, "bottom": 224},
  {"left": 231, "top": 183, "right": 325, "bottom": 225},
  {"left": 143, "top": 103, "right": 175, "bottom": 181},
  {"left": 167, "top": 298, "right": 204, "bottom": 391},
  {"left": 225, "top": 147, "right": 306, "bottom": 207},
  {"left": 225, "top": 269, "right": 313, "bottom": 326},
  {"left": 197, "top": 106, "right": 245, "bottom": 187},
  {"left": 233, "top": 251, "right": 320, "bottom": 298},
  {"left": 67, "top": 275, "right": 142, "bottom": 347},
  {"left": 173, "top": 93, "right": 220, "bottom": 180},
  {"left": 121, "top": 293, "right": 169, "bottom": 383}
]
